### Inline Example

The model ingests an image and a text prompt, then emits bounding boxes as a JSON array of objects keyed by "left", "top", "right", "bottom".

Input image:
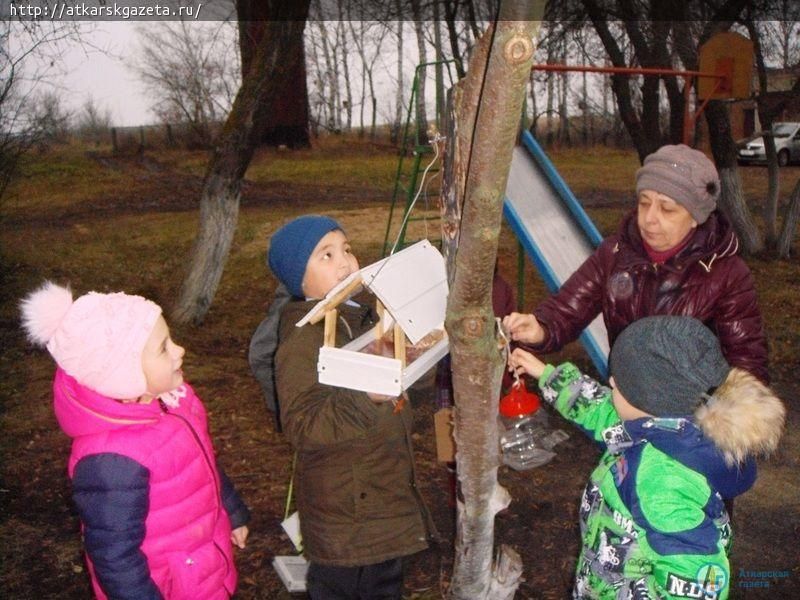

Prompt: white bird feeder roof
[{"left": 295, "top": 239, "right": 450, "bottom": 396}]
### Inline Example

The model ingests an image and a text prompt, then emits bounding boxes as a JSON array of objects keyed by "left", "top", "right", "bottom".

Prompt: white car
[{"left": 738, "top": 122, "right": 800, "bottom": 167}]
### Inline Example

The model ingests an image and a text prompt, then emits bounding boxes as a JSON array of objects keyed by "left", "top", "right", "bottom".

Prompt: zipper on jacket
[
  {"left": 158, "top": 400, "right": 219, "bottom": 491},
  {"left": 158, "top": 400, "right": 233, "bottom": 586}
]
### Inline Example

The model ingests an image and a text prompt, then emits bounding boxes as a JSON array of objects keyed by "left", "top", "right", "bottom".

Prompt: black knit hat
[{"left": 610, "top": 316, "right": 730, "bottom": 417}]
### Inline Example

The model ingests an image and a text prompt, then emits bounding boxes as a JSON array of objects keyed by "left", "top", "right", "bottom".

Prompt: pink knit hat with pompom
[{"left": 21, "top": 281, "right": 162, "bottom": 399}]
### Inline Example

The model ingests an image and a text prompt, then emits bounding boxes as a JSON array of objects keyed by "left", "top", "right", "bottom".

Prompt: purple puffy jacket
[
  {"left": 529, "top": 210, "right": 769, "bottom": 383},
  {"left": 54, "top": 368, "right": 245, "bottom": 599}
]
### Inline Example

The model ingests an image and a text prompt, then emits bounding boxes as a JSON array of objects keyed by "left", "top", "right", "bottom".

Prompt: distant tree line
[{"left": 2, "top": 1, "right": 799, "bottom": 267}]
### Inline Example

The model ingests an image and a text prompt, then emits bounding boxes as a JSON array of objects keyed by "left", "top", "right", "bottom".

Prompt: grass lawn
[{"left": 1, "top": 135, "right": 798, "bottom": 598}]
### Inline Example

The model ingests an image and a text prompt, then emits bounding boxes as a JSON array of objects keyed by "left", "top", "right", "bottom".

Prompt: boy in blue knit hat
[
  {"left": 250, "top": 215, "right": 435, "bottom": 599},
  {"left": 249, "top": 215, "right": 347, "bottom": 421}
]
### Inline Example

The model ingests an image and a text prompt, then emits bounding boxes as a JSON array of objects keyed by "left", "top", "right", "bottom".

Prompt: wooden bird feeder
[{"left": 295, "top": 239, "right": 450, "bottom": 396}]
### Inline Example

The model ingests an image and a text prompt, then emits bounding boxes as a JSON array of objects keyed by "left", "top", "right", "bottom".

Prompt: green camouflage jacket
[{"left": 538, "top": 363, "right": 756, "bottom": 599}]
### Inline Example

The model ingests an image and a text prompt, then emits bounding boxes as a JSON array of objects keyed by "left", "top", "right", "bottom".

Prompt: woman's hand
[
  {"left": 502, "top": 312, "right": 546, "bottom": 345},
  {"left": 231, "top": 526, "right": 249, "bottom": 549},
  {"left": 508, "top": 348, "right": 546, "bottom": 380}
]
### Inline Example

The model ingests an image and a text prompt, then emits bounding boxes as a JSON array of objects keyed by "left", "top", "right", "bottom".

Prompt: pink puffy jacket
[{"left": 53, "top": 368, "right": 241, "bottom": 599}]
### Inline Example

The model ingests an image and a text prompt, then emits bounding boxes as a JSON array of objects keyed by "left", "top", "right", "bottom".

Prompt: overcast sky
[
  {"left": 51, "top": 22, "right": 156, "bottom": 126},
  {"left": 44, "top": 20, "right": 413, "bottom": 128},
  {"left": 29, "top": 19, "right": 799, "bottom": 130}
]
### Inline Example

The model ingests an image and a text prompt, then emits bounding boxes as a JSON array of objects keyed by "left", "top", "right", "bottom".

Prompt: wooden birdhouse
[{"left": 295, "top": 239, "right": 450, "bottom": 396}]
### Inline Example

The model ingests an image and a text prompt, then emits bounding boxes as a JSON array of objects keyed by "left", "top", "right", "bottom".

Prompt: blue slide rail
[
  {"left": 503, "top": 131, "right": 609, "bottom": 378},
  {"left": 520, "top": 131, "right": 603, "bottom": 247}
]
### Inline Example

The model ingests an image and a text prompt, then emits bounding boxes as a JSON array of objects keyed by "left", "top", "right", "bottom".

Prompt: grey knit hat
[
  {"left": 635, "top": 144, "right": 720, "bottom": 224},
  {"left": 610, "top": 316, "right": 730, "bottom": 417}
]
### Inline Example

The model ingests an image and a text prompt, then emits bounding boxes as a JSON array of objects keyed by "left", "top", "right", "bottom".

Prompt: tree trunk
[
  {"left": 443, "top": 0, "right": 466, "bottom": 79},
  {"left": 348, "top": 19, "right": 382, "bottom": 139},
  {"left": 528, "top": 69, "right": 538, "bottom": 136},
  {"left": 433, "top": 5, "right": 446, "bottom": 127},
  {"left": 307, "top": 19, "right": 327, "bottom": 133},
  {"left": 757, "top": 118, "right": 780, "bottom": 253},
  {"left": 582, "top": 69, "right": 589, "bottom": 145},
  {"left": 777, "top": 177, "right": 800, "bottom": 258},
  {"left": 316, "top": 20, "right": 338, "bottom": 131},
  {"left": 444, "top": 3, "right": 545, "bottom": 598},
  {"left": 369, "top": 69, "right": 378, "bottom": 139},
  {"left": 173, "top": 15, "right": 309, "bottom": 324},
  {"left": 636, "top": 66, "right": 662, "bottom": 148},
  {"left": 464, "top": 0, "right": 481, "bottom": 41},
  {"left": 601, "top": 59, "right": 610, "bottom": 143},
  {"left": 545, "top": 35, "right": 555, "bottom": 145},
  {"left": 621, "top": 15, "right": 671, "bottom": 148},
  {"left": 668, "top": 7, "right": 761, "bottom": 254},
  {"left": 331, "top": 25, "right": 343, "bottom": 132},
  {"left": 655, "top": 21, "right": 685, "bottom": 144},
  {"left": 779, "top": 18, "right": 791, "bottom": 68},
  {"left": 335, "top": 7, "right": 353, "bottom": 132},
  {"left": 393, "top": 13, "right": 405, "bottom": 145},
  {"left": 411, "top": 1, "right": 428, "bottom": 143},
  {"left": 557, "top": 40, "right": 570, "bottom": 146},
  {"left": 747, "top": 20, "right": 781, "bottom": 251},
  {"left": 440, "top": 87, "right": 463, "bottom": 281},
  {"left": 237, "top": 0, "right": 311, "bottom": 148},
  {"left": 704, "top": 101, "right": 763, "bottom": 255},
  {"left": 583, "top": 0, "right": 651, "bottom": 161},
  {"left": 354, "top": 22, "right": 367, "bottom": 135}
]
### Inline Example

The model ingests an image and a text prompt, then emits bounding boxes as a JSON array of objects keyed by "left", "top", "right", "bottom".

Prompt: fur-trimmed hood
[
  {"left": 696, "top": 368, "right": 785, "bottom": 466},
  {"left": 620, "top": 367, "right": 784, "bottom": 500}
]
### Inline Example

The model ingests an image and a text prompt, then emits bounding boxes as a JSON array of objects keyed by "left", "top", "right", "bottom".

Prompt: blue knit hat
[{"left": 268, "top": 215, "right": 343, "bottom": 298}]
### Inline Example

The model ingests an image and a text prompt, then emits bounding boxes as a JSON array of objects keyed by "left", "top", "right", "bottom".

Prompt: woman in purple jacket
[{"left": 503, "top": 144, "right": 769, "bottom": 384}]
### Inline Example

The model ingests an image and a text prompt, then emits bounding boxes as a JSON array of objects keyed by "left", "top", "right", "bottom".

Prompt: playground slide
[{"left": 503, "top": 131, "right": 610, "bottom": 378}]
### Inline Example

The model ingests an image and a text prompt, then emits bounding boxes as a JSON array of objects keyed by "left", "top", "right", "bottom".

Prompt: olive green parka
[{"left": 275, "top": 298, "right": 435, "bottom": 567}]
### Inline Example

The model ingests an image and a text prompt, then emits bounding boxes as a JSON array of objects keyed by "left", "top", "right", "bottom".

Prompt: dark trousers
[{"left": 306, "top": 558, "right": 403, "bottom": 600}]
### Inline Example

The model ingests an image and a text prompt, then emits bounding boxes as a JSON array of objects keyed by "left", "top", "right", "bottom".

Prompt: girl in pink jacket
[{"left": 21, "top": 282, "right": 249, "bottom": 600}]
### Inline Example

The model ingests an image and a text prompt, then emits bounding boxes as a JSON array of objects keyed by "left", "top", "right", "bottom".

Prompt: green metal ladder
[
  {"left": 381, "top": 63, "right": 549, "bottom": 313},
  {"left": 382, "top": 60, "right": 457, "bottom": 256}
]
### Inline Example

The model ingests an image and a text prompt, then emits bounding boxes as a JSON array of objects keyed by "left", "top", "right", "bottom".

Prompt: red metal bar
[
  {"left": 531, "top": 63, "right": 725, "bottom": 80},
  {"left": 694, "top": 78, "right": 723, "bottom": 120},
  {"left": 531, "top": 63, "right": 729, "bottom": 146},
  {"left": 681, "top": 75, "right": 724, "bottom": 144}
]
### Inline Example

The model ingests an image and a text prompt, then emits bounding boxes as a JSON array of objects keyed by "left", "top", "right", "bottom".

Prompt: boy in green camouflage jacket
[{"left": 509, "top": 316, "right": 784, "bottom": 599}]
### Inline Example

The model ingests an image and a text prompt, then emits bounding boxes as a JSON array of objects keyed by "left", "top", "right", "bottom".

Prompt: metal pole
[{"left": 531, "top": 63, "right": 726, "bottom": 82}]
